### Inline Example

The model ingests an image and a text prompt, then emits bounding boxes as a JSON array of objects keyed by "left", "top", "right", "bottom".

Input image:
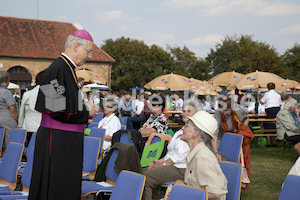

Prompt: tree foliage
[
  {"left": 282, "top": 43, "right": 300, "bottom": 81},
  {"left": 206, "top": 35, "right": 284, "bottom": 77}
]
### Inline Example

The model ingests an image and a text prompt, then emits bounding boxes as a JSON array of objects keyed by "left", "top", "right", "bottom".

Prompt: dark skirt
[
  {"left": 28, "top": 127, "right": 84, "bottom": 200},
  {"left": 264, "top": 107, "right": 280, "bottom": 129}
]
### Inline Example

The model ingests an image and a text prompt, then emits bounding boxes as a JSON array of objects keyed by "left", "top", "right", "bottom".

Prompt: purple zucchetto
[{"left": 71, "top": 30, "right": 93, "bottom": 42}]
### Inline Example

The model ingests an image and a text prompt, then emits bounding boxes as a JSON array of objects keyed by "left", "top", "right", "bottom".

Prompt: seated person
[
  {"left": 198, "top": 95, "right": 211, "bottom": 110},
  {"left": 139, "top": 94, "right": 168, "bottom": 143},
  {"left": 142, "top": 99, "right": 201, "bottom": 200},
  {"left": 247, "top": 96, "right": 266, "bottom": 115},
  {"left": 127, "top": 93, "right": 147, "bottom": 130},
  {"left": 167, "top": 111, "right": 228, "bottom": 200},
  {"left": 213, "top": 97, "right": 253, "bottom": 190},
  {"left": 276, "top": 98, "right": 300, "bottom": 155},
  {"left": 98, "top": 98, "right": 121, "bottom": 150}
]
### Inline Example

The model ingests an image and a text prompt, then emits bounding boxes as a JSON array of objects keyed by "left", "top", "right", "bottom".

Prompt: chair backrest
[
  {"left": 88, "top": 122, "right": 99, "bottom": 129},
  {"left": 219, "top": 161, "right": 242, "bottom": 200},
  {"left": 89, "top": 128, "right": 106, "bottom": 151},
  {"left": 278, "top": 175, "right": 300, "bottom": 200},
  {"left": 109, "top": 170, "right": 146, "bottom": 200},
  {"left": 0, "top": 127, "right": 5, "bottom": 156},
  {"left": 0, "top": 142, "right": 24, "bottom": 190},
  {"left": 146, "top": 133, "right": 172, "bottom": 146},
  {"left": 83, "top": 137, "right": 101, "bottom": 173},
  {"left": 92, "top": 112, "right": 103, "bottom": 123},
  {"left": 119, "top": 132, "right": 134, "bottom": 146},
  {"left": 169, "top": 184, "right": 208, "bottom": 200},
  {"left": 106, "top": 148, "right": 119, "bottom": 183},
  {"left": 8, "top": 129, "right": 27, "bottom": 146},
  {"left": 218, "top": 133, "right": 243, "bottom": 163},
  {"left": 21, "top": 146, "right": 35, "bottom": 191},
  {"left": 121, "top": 125, "right": 126, "bottom": 130},
  {"left": 26, "top": 132, "right": 37, "bottom": 159}
]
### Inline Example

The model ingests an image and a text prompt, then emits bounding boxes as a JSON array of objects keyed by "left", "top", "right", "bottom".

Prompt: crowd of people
[{"left": 0, "top": 29, "right": 300, "bottom": 200}]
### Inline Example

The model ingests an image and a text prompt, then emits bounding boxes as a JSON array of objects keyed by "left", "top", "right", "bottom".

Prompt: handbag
[{"left": 121, "top": 109, "right": 131, "bottom": 116}]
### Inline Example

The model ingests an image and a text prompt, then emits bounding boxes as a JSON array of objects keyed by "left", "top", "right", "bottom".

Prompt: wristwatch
[{"left": 163, "top": 161, "right": 166, "bottom": 166}]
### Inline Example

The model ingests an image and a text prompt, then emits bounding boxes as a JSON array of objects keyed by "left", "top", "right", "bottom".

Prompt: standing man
[
  {"left": 260, "top": 82, "right": 282, "bottom": 128},
  {"left": 29, "top": 30, "right": 96, "bottom": 200}
]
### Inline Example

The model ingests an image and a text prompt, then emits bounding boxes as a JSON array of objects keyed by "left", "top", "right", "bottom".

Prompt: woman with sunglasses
[
  {"left": 139, "top": 94, "right": 168, "bottom": 143},
  {"left": 98, "top": 98, "right": 121, "bottom": 150}
]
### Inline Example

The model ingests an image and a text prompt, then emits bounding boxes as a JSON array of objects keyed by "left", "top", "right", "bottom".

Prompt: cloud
[
  {"left": 276, "top": 24, "right": 300, "bottom": 36},
  {"left": 185, "top": 34, "right": 224, "bottom": 46},
  {"left": 162, "top": 0, "right": 300, "bottom": 17},
  {"left": 94, "top": 10, "right": 142, "bottom": 23},
  {"left": 143, "top": 33, "right": 175, "bottom": 46}
]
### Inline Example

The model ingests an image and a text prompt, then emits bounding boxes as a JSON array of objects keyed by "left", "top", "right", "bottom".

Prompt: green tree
[
  {"left": 101, "top": 37, "right": 173, "bottom": 90},
  {"left": 206, "top": 35, "right": 284, "bottom": 77},
  {"left": 282, "top": 43, "right": 300, "bottom": 81}
]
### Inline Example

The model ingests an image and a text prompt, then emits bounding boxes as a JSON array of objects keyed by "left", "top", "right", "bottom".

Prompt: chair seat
[
  {"left": 81, "top": 181, "right": 114, "bottom": 196},
  {"left": 0, "top": 191, "right": 28, "bottom": 199}
]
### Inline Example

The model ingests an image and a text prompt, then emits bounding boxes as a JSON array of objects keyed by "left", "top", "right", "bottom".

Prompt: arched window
[{"left": 7, "top": 66, "right": 32, "bottom": 89}]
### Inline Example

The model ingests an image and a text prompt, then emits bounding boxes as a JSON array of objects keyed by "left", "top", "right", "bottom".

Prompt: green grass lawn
[{"left": 240, "top": 141, "right": 298, "bottom": 200}]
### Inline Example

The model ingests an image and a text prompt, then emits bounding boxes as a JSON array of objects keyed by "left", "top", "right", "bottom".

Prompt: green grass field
[{"left": 240, "top": 141, "right": 298, "bottom": 200}]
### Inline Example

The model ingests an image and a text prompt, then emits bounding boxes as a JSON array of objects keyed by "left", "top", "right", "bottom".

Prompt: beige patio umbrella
[
  {"left": 227, "top": 70, "right": 285, "bottom": 91},
  {"left": 144, "top": 73, "right": 191, "bottom": 91},
  {"left": 189, "top": 78, "right": 209, "bottom": 92},
  {"left": 195, "top": 90, "right": 219, "bottom": 95},
  {"left": 209, "top": 71, "right": 244, "bottom": 86},
  {"left": 282, "top": 79, "right": 300, "bottom": 90},
  {"left": 76, "top": 69, "right": 106, "bottom": 84}
]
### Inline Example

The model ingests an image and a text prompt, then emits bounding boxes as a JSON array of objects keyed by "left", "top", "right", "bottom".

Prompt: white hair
[
  {"left": 64, "top": 35, "right": 87, "bottom": 49},
  {"left": 284, "top": 98, "right": 297, "bottom": 110}
]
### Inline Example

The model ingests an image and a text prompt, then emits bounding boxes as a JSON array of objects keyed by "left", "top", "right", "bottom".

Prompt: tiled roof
[{"left": 0, "top": 16, "right": 115, "bottom": 63}]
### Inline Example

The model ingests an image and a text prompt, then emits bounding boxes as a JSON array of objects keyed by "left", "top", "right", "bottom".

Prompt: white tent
[
  {"left": 83, "top": 83, "right": 112, "bottom": 91},
  {"left": 8, "top": 82, "right": 20, "bottom": 89}
]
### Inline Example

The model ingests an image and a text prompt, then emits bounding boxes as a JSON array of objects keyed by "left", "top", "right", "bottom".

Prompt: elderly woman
[
  {"left": 98, "top": 98, "right": 121, "bottom": 150},
  {"left": 142, "top": 99, "right": 200, "bottom": 200},
  {"left": 0, "top": 70, "right": 18, "bottom": 150},
  {"left": 170, "top": 111, "right": 228, "bottom": 200},
  {"left": 139, "top": 94, "right": 168, "bottom": 143},
  {"left": 276, "top": 98, "right": 300, "bottom": 155},
  {"left": 213, "top": 97, "right": 253, "bottom": 190}
]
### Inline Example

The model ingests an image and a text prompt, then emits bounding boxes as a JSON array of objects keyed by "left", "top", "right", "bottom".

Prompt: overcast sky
[{"left": 1, "top": 0, "right": 300, "bottom": 58}]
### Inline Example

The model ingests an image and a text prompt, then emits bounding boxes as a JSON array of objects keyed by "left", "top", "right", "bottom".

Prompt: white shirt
[
  {"left": 164, "top": 129, "right": 190, "bottom": 168},
  {"left": 201, "top": 101, "right": 211, "bottom": 110},
  {"left": 18, "top": 86, "right": 42, "bottom": 132},
  {"left": 135, "top": 100, "right": 144, "bottom": 115},
  {"left": 247, "top": 102, "right": 265, "bottom": 114},
  {"left": 289, "top": 157, "right": 300, "bottom": 175},
  {"left": 260, "top": 89, "right": 282, "bottom": 109},
  {"left": 98, "top": 113, "right": 121, "bottom": 150}
]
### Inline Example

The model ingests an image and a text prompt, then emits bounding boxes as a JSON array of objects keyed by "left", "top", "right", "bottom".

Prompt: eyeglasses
[
  {"left": 81, "top": 45, "right": 93, "bottom": 56},
  {"left": 151, "top": 104, "right": 158, "bottom": 107}
]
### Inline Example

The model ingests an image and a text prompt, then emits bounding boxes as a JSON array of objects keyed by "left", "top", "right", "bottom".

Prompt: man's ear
[{"left": 74, "top": 42, "right": 81, "bottom": 52}]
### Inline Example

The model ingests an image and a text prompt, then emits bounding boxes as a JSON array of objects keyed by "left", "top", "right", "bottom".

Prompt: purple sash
[{"left": 41, "top": 113, "right": 85, "bottom": 133}]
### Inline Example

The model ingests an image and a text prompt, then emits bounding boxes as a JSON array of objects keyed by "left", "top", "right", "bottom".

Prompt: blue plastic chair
[
  {"left": 0, "top": 142, "right": 24, "bottom": 191},
  {"left": 109, "top": 170, "right": 146, "bottom": 200},
  {"left": 92, "top": 112, "right": 103, "bottom": 123},
  {"left": 0, "top": 148, "right": 34, "bottom": 199},
  {"left": 278, "top": 174, "right": 300, "bottom": 200},
  {"left": 119, "top": 131, "right": 134, "bottom": 146},
  {"left": 218, "top": 133, "right": 243, "bottom": 163},
  {"left": 169, "top": 184, "right": 208, "bottom": 200},
  {"left": 88, "top": 122, "right": 99, "bottom": 129},
  {"left": 18, "top": 132, "right": 37, "bottom": 175},
  {"left": 82, "top": 137, "right": 101, "bottom": 180},
  {"left": 219, "top": 161, "right": 242, "bottom": 200},
  {"left": 81, "top": 148, "right": 119, "bottom": 197},
  {"left": 0, "top": 127, "right": 5, "bottom": 156}
]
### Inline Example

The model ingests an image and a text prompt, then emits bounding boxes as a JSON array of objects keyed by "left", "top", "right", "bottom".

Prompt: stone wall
[{"left": 0, "top": 57, "right": 111, "bottom": 87}]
